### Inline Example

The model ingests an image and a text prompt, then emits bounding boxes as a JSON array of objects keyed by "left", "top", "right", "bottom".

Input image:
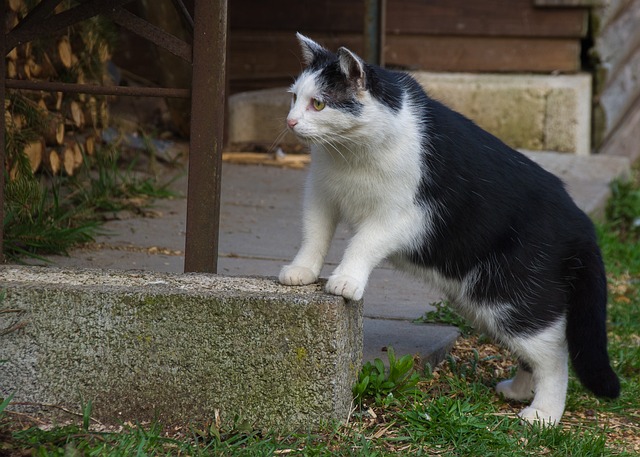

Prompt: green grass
[
  {"left": 1, "top": 166, "right": 639, "bottom": 455},
  {"left": 414, "top": 299, "right": 474, "bottom": 336}
]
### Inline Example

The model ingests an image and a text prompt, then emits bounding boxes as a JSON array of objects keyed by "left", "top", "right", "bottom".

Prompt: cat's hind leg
[
  {"left": 505, "top": 318, "right": 569, "bottom": 426},
  {"left": 495, "top": 363, "right": 534, "bottom": 401}
]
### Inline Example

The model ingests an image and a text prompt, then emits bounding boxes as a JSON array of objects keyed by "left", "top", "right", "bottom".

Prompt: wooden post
[
  {"left": 184, "top": 0, "right": 227, "bottom": 273},
  {"left": 0, "top": 1, "right": 6, "bottom": 262},
  {"left": 363, "top": 0, "right": 386, "bottom": 66}
]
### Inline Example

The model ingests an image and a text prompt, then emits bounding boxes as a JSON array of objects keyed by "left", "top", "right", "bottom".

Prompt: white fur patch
[
  {"left": 507, "top": 318, "right": 569, "bottom": 425},
  {"left": 283, "top": 70, "right": 437, "bottom": 300}
]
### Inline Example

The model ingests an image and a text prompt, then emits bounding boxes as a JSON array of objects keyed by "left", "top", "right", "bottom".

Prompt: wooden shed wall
[
  {"left": 228, "top": 0, "right": 589, "bottom": 93},
  {"left": 592, "top": 0, "right": 640, "bottom": 160}
]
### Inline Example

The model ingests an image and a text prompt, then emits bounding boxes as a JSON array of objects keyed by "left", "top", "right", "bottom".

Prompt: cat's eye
[
  {"left": 292, "top": 93, "right": 297, "bottom": 104},
  {"left": 312, "top": 98, "right": 325, "bottom": 111}
]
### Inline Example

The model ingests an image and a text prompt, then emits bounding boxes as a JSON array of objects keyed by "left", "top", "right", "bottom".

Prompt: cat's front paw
[
  {"left": 326, "top": 274, "right": 365, "bottom": 300},
  {"left": 279, "top": 265, "right": 318, "bottom": 286}
]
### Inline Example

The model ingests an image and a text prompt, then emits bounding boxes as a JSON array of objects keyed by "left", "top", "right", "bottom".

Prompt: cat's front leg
[
  {"left": 279, "top": 193, "right": 338, "bottom": 286},
  {"left": 326, "top": 221, "right": 399, "bottom": 300}
]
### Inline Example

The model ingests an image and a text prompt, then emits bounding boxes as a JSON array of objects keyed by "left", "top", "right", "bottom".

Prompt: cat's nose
[{"left": 287, "top": 118, "right": 298, "bottom": 129}]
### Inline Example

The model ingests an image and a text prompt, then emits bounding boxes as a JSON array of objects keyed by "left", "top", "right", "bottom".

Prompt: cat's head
[{"left": 287, "top": 33, "right": 393, "bottom": 145}]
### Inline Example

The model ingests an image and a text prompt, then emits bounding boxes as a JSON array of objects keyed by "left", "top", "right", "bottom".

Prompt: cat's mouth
[{"left": 288, "top": 126, "right": 317, "bottom": 144}]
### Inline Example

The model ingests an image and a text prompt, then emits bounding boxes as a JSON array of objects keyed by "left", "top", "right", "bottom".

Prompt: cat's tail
[{"left": 566, "top": 244, "right": 620, "bottom": 399}]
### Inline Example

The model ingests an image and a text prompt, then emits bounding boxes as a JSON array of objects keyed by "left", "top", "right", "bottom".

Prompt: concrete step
[{"left": 0, "top": 266, "right": 361, "bottom": 430}]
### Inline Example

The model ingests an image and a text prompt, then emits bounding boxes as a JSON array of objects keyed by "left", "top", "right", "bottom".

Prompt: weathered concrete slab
[
  {"left": 0, "top": 266, "right": 362, "bottom": 430},
  {"left": 363, "top": 319, "right": 459, "bottom": 367}
]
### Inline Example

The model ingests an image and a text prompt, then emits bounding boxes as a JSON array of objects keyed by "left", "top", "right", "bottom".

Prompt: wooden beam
[
  {"left": 184, "top": 0, "right": 227, "bottom": 273},
  {"left": 7, "top": 0, "right": 136, "bottom": 49},
  {"left": 105, "top": 7, "right": 192, "bottom": 63},
  {"left": 386, "top": 35, "right": 581, "bottom": 73},
  {"left": 230, "top": 0, "right": 588, "bottom": 38},
  {"left": 0, "top": 1, "right": 6, "bottom": 262},
  {"left": 227, "top": 32, "right": 581, "bottom": 83}
]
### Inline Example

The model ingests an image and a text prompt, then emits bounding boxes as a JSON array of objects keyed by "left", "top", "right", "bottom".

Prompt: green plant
[
  {"left": 0, "top": 393, "right": 14, "bottom": 419},
  {"left": 606, "top": 177, "right": 640, "bottom": 241},
  {"left": 3, "top": 175, "right": 99, "bottom": 260},
  {"left": 80, "top": 398, "right": 92, "bottom": 431},
  {"left": 353, "top": 347, "right": 421, "bottom": 405},
  {"left": 69, "top": 143, "right": 177, "bottom": 213},
  {"left": 3, "top": 139, "right": 178, "bottom": 261},
  {"left": 415, "top": 300, "right": 474, "bottom": 335}
]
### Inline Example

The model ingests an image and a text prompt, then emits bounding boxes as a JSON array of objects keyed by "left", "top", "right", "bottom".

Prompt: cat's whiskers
[
  {"left": 322, "top": 132, "right": 364, "bottom": 163},
  {"left": 312, "top": 133, "right": 352, "bottom": 166},
  {"left": 267, "top": 127, "right": 291, "bottom": 154}
]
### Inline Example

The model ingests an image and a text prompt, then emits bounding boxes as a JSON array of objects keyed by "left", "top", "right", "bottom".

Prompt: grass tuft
[{"left": 353, "top": 347, "right": 422, "bottom": 406}]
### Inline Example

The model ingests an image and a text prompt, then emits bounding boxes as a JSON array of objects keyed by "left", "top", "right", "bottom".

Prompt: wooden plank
[
  {"left": 593, "top": 0, "right": 640, "bottom": 83},
  {"left": 229, "top": 0, "right": 363, "bottom": 33},
  {"left": 385, "top": 35, "right": 581, "bottom": 72},
  {"left": 386, "top": 0, "right": 588, "bottom": 38},
  {"left": 228, "top": 32, "right": 363, "bottom": 87},
  {"left": 592, "top": 0, "right": 633, "bottom": 31},
  {"left": 222, "top": 152, "right": 310, "bottom": 169},
  {"left": 228, "top": 32, "right": 580, "bottom": 86},
  {"left": 597, "top": 45, "right": 640, "bottom": 139},
  {"left": 597, "top": 91, "right": 640, "bottom": 162},
  {"left": 534, "top": 0, "right": 597, "bottom": 6},
  {"left": 230, "top": 0, "right": 588, "bottom": 38}
]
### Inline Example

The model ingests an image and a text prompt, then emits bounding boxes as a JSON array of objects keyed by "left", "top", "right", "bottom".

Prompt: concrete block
[
  {"left": 412, "top": 72, "right": 592, "bottom": 155},
  {"left": 0, "top": 266, "right": 362, "bottom": 430},
  {"left": 228, "top": 88, "right": 296, "bottom": 146},
  {"left": 228, "top": 73, "right": 592, "bottom": 155}
]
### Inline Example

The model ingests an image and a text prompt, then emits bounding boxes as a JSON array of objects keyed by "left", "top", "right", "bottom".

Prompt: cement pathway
[{"left": 30, "top": 150, "right": 630, "bottom": 366}]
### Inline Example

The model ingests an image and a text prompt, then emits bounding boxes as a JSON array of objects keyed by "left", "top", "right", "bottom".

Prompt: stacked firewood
[{"left": 5, "top": 0, "right": 114, "bottom": 178}]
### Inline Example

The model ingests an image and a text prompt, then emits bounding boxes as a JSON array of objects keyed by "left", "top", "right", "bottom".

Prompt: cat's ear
[
  {"left": 337, "top": 47, "right": 366, "bottom": 89},
  {"left": 296, "top": 32, "right": 329, "bottom": 66}
]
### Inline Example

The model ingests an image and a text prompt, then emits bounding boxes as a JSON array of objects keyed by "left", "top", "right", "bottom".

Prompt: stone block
[
  {"left": 412, "top": 72, "right": 592, "bottom": 155},
  {"left": 228, "top": 88, "right": 296, "bottom": 146},
  {"left": 228, "top": 73, "right": 592, "bottom": 155},
  {"left": 0, "top": 266, "right": 362, "bottom": 430}
]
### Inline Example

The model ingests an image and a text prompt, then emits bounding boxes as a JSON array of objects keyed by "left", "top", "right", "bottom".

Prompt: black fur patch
[
  {"left": 297, "top": 37, "right": 619, "bottom": 397},
  {"left": 311, "top": 54, "right": 416, "bottom": 115},
  {"left": 315, "top": 61, "right": 364, "bottom": 116}
]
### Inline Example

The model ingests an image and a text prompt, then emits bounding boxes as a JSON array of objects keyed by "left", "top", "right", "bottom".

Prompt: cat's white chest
[
  {"left": 310, "top": 145, "right": 426, "bottom": 233},
  {"left": 314, "top": 160, "right": 403, "bottom": 226}
]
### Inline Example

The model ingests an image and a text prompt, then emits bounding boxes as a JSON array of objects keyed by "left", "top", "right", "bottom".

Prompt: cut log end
[
  {"left": 24, "top": 139, "right": 45, "bottom": 174},
  {"left": 44, "top": 114, "right": 65, "bottom": 146},
  {"left": 43, "top": 149, "right": 62, "bottom": 175}
]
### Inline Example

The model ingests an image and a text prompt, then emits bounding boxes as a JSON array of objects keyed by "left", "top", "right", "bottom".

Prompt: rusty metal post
[
  {"left": 184, "top": 0, "right": 227, "bottom": 273},
  {"left": 364, "top": 0, "right": 386, "bottom": 66},
  {"left": 0, "top": 1, "right": 6, "bottom": 263}
]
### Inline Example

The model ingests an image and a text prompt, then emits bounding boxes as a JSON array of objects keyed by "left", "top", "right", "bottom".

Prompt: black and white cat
[{"left": 279, "top": 33, "right": 620, "bottom": 425}]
